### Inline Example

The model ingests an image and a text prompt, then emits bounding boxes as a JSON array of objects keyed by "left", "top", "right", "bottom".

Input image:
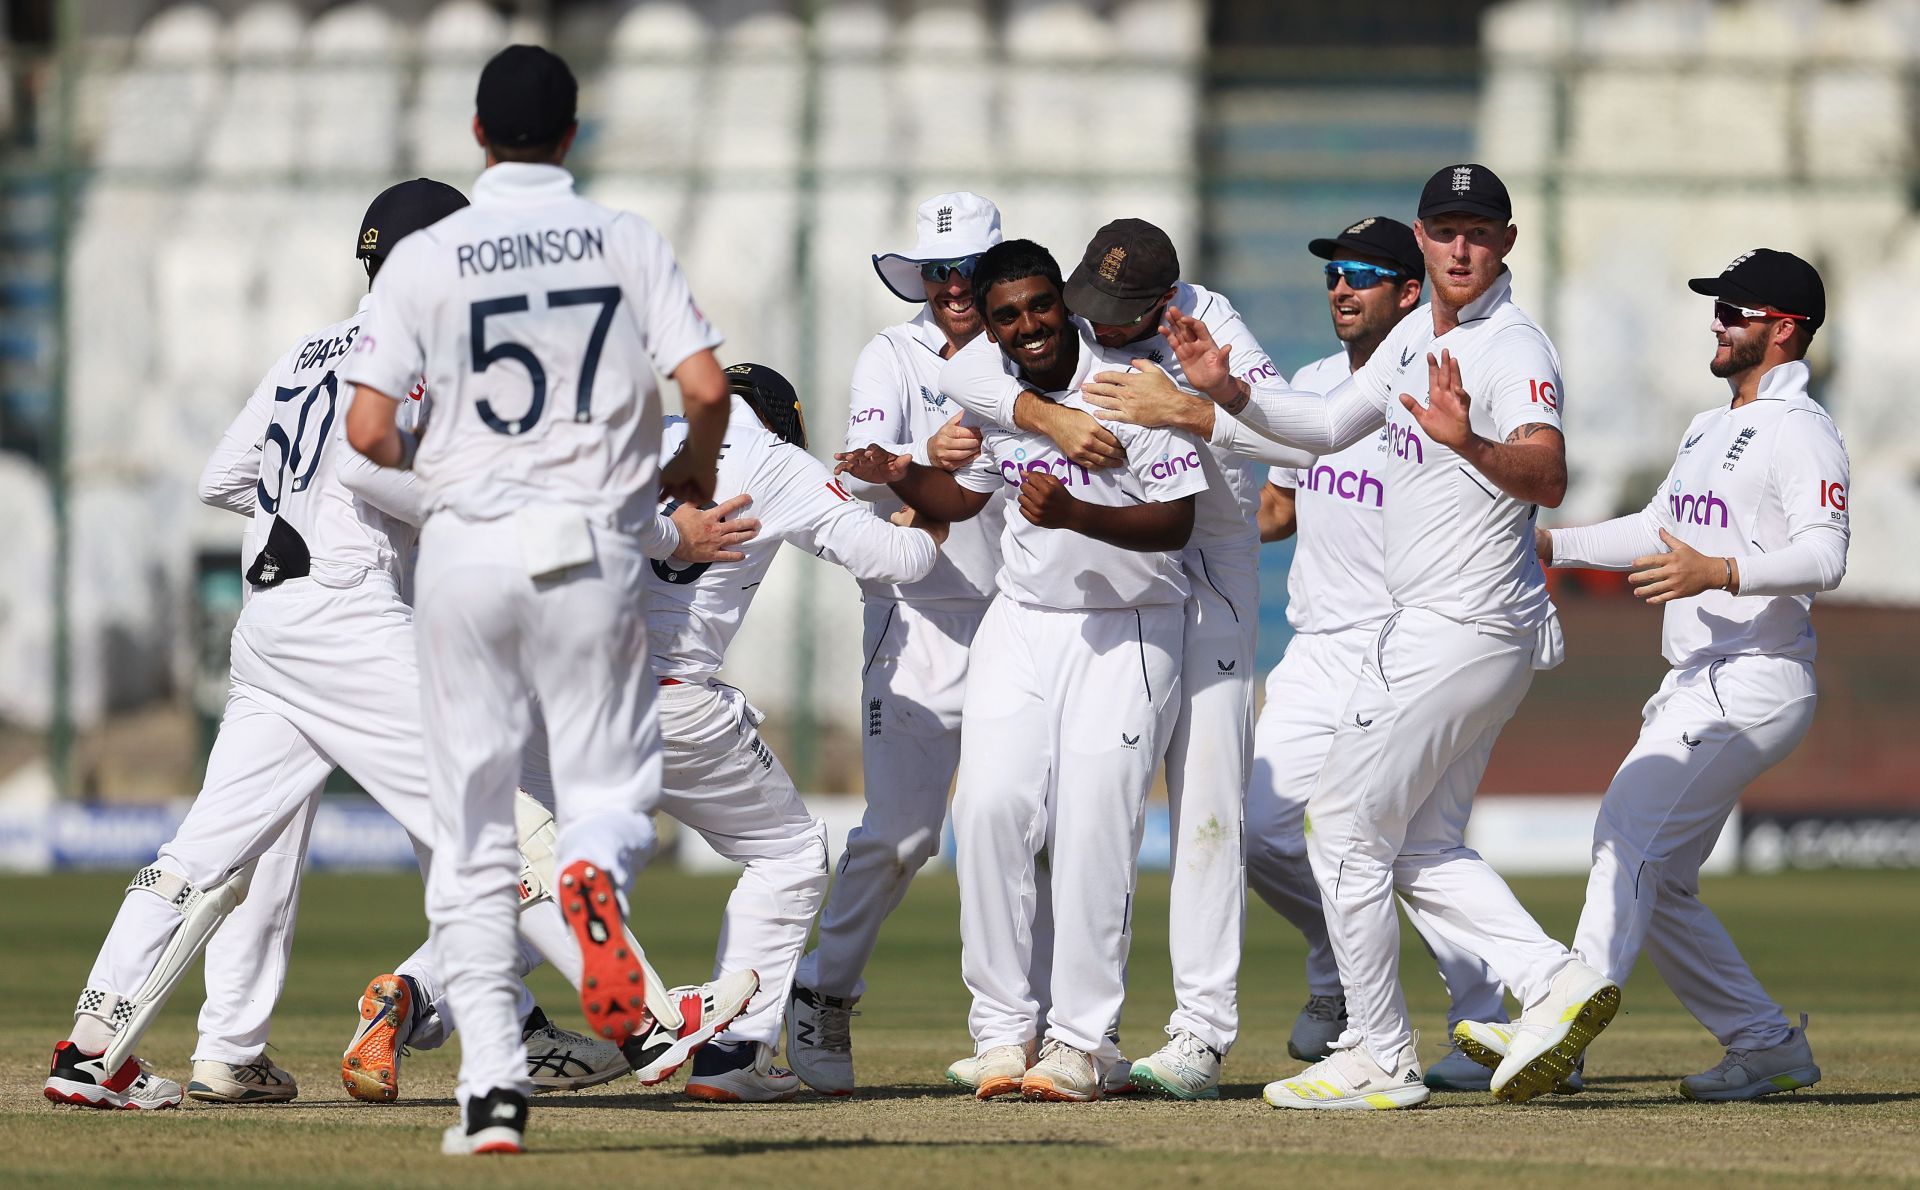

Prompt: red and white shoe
[
  {"left": 621, "top": 969, "right": 760, "bottom": 1085},
  {"left": 557, "top": 861, "right": 652, "bottom": 1045},
  {"left": 44, "top": 1041, "right": 183, "bottom": 1110},
  {"left": 440, "top": 1087, "right": 526, "bottom": 1156}
]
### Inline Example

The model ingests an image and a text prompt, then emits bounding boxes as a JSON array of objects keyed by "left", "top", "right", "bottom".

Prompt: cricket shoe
[
  {"left": 1422, "top": 1041, "right": 1494, "bottom": 1092},
  {"left": 1679, "top": 1015, "right": 1820, "bottom": 1102},
  {"left": 1490, "top": 961, "right": 1619, "bottom": 1103},
  {"left": 619, "top": 969, "right": 760, "bottom": 1086},
  {"left": 1098, "top": 1029, "right": 1138, "bottom": 1096},
  {"left": 44, "top": 1041, "right": 183, "bottom": 1110},
  {"left": 342, "top": 972, "right": 415, "bottom": 1102},
  {"left": 685, "top": 1041, "right": 802, "bottom": 1103},
  {"left": 441, "top": 1087, "right": 527, "bottom": 1156},
  {"left": 785, "top": 984, "right": 856, "bottom": 1095},
  {"left": 957, "top": 1040, "right": 1036, "bottom": 1099},
  {"left": 1129, "top": 1029, "right": 1222, "bottom": 1100},
  {"left": 1263, "top": 1034, "right": 1430, "bottom": 1110},
  {"left": 558, "top": 861, "right": 650, "bottom": 1045},
  {"left": 1022, "top": 1039, "right": 1102, "bottom": 1103},
  {"left": 1449, "top": 1020, "right": 1584, "bottom": 1093},
  {"left": 1288, "top": 993, "right": 1347, "bottom": 1061},
  {"left": 186, "top": 1056, "right": 298, "bottom": 1103},
  {"left": 521, "top": 1006, "right": 627, "bottom": 1093}
]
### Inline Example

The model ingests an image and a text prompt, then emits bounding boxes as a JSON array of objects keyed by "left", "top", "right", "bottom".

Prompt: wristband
[{"left": 1722, "top": 557, "right": 1734, "bottom": 592}]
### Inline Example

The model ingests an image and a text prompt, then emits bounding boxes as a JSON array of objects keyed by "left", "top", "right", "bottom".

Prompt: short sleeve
[
  {"left": 341, "top": 238, "right": 429, "bottom": 400},
  {"left": 1127, "top": 425, "right": 1211, "bottom": 503},
  {"left": 624, "top": 217, "right": 725, "bottom": 379},
  {"left": 953, "top": 427, "right": 1003, "bottom": 493},
  {"left": 1477, "top": 325, "right": 1564, "bottom": 440},
  {"left": 1270, "top": 467, "right": 1305, "bottom": 491},
  {"left": 844, "top": 337, "right": 912, "bottom": 452}
]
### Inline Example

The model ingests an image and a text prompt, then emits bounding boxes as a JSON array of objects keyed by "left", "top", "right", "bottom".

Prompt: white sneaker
[
  {"left": 44, "top": 1042, "right": 183, "bottom": 1110},
  {"left": 1263, "top": 1034, "right": 1430, "bottom": 1111},
  {"left": 1022, "top": 1039, "right": 1101, "bottom": 1103},
  {"left": 1098, "top": 1052, "right": 1138, "bottom": 1096},
  {"left": 1421, "top": 1043, "right": 1493, "bottom": 1092},
  {"left": 1679, "top": 1015, "right": 1820, "bottom": 1102},
  {"left": 967, "top": 1042, "right": 1036, "bottom": 1099},
  {"left": 186, "top": 1057, "right": 298, "bottom": 1104},
  {"left": 619, "top": 969, "right": 760, "bottom": 1086},
  {"left": 1129, "top": 1030, "right": 1222, "bottom": 1100},
  {"left": 785, "top": 985, "right": 856, "bottom": 1096},
  {"left": 1451, "top": 1019, "right": 1584, "bottom": 1092},
  {"left": 1288, "top": 993, "right": 1347, "bottom": 1061},
  {"left": 685, "top": 1040, "right": 802, "bottom": 1103},
  {"left": 521, "top": 1006, "right": 627, "bottom": 1093},
  {"left": 1491, "top": 961, "right": 1619, "bottom": 1103}
]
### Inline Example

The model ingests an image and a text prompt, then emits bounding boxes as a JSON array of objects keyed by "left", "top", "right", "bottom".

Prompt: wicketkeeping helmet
[{"left": 725, "top": 362, "right": 808, "bottom": 450}]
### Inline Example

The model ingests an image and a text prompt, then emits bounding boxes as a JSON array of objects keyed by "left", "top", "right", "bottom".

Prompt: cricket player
[
  {"left": 41, "top": 177, "right": 579, "bottom": 1113},
  {"left": 1092, "top": 164, "right": 1618, "bottom": 1109},
  {"left": 1458, "top": 250, "right": 1845, "bottom": 1101},
  {"left": 787, "top": 192, "right": 1008, "bottom": 1095},
  {"left": 937, "top": 219, "right": 1286, "bottom": 1099},
  {"left": 1244, "top": 216, "right": 1514, "bottom": 1092},
  {"left": 343, "top": 46, "right": 731, "bottom": 1155},
  {"left": 839, "top": 239, "right": 1207, "bottom": 1103}
]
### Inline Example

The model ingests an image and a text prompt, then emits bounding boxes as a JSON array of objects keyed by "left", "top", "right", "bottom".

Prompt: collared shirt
[
  {"left": 1345, "top": 269, "right": 1564, "bottom": 635},
  {"left": 342, "top": 162, "right": 723, "bottom": 531},
  {"left": 841, "top": 308, "right": 1005, "bottom": 607}
]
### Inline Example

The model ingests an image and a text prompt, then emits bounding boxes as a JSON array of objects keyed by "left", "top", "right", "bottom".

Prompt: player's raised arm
[{"left": 1400, "top": 348, "right": 1567, "bottom": 507}]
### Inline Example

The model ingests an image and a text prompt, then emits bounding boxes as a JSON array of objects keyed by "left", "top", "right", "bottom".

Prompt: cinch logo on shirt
[
  {"left": 849, "top": 407, "right": 885, "bottom": 424},
  {"left": 1148, "top": 450, "right": 1202, "bottom": 481},
  {"left": 999, "top": 451, "right": 1091, "bottom": 487},
  {"left": 1303, "top": 464, "right": 1384, "bottom": 508},
  {"left": 1669, "top": 483, "right": 1730, "bottom": 528},
  {"left": 1387, "top": 424, "right": 1424, "bottom": 464},
  {"left": 1241, "top": 360, "right": 1278, "bottom": 383},
  {"left": 1820, "top": 480, "right": 1847, "bottom": 511}
]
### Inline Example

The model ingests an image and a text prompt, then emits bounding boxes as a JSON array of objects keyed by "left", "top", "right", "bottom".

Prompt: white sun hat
[{"left": 871, "top": 191, "right": 1004, "bottom": 302}]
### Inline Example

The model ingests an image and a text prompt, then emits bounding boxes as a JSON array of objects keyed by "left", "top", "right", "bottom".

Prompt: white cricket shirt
[
  {"left": 842, "top": 308, "right": 1006, "bottom": 608},
  {"left": 342, "top": 163, "right": 723, "bottom": 533},
  {"left": 1552, "top": 360, "right": 1850, "bottom": 669},
  {"left": 949, "top": 340, "right": 1209, "bottom": 609},
  {"left": 941, "top": 316, "right": 1250, "bottom": 561},
  {"left": 1269, "top": 349, "right": 1394, "bottom": 636},
  {"left": 648, "top": 396, "right": 939, "bottom": 680},
  {"left": 200, "top": 294, "right": 426, "bottom": 587},
  {"left": 1342, "top": 270, "right": 1564, "bottom": 636}
]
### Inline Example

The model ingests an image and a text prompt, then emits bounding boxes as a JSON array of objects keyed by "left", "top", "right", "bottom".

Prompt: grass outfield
[{"left": 4, "top": 867, "right": 1917, "bottom": 1187}]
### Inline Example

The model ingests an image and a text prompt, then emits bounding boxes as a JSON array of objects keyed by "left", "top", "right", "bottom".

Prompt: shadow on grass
[{"left": 555, "top": 1136, "right": 1105, "bottom": 1157}]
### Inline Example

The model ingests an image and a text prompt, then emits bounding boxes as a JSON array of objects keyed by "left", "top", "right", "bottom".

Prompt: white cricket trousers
[
  {"left": 1573, "top": 654, "right": 1815, "bottom": 1049},
  {"left": 1310, "top": 607, "right": 1573, "bottom": 1070},
  {"left": 956, "top": 599, "right": 1184, "bottom": 1061},
  {"left": 798, "top": 598, "right": 987, "bottom": 1001},
  {"left": 1160, "top": 544, "right": 1257, "bottom": 1052},
  {"left": 80, "top": 574, "right": 440, "bottom": 1053},
  {"left": 657, "top": 679, "right": 829, "bottom": 1048},
  {"left": 1249, "top": 626, "right": 1507, "bottom": 1029},
  {"left": 415, "top": 513, "right": 662, "bottom": 1106}
]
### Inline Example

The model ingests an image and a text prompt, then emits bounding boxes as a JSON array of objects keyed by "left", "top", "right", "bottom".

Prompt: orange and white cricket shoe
[
  {"left": 557, "top": 861, "right": 650, "bottom": 1045},
  {"left": 342, "top": 973, "right": 413, "bottom": 1102}
]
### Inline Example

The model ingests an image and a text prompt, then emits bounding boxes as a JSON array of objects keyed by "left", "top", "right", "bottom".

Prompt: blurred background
[{"left": 0, "top": 0, "right": 1915, "bottom": 874}]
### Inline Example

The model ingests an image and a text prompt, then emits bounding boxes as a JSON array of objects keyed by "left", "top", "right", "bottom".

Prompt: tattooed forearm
[{"left": 1506, "top": 422, "right": 1555, "bottom": 443}]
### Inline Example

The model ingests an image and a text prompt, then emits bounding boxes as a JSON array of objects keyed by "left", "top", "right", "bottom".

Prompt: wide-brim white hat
[{"left": 872, "top": 191, "right": 1004, "bottom": 302}]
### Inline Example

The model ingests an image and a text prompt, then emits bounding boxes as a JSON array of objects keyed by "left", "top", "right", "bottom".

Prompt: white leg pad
[{"left": 101, "top": 861, "right": 257, "bottom": 1072}]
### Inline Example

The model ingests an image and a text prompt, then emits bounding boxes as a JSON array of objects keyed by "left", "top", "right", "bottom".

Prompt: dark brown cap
[{"left": 1064, "top": 218, "right": 1179, "bottom": 325}]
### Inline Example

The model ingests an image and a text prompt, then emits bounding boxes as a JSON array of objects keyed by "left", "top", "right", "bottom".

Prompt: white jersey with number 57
[{"left": 342, "top": 162, "right": 723, "bottom": 533}]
